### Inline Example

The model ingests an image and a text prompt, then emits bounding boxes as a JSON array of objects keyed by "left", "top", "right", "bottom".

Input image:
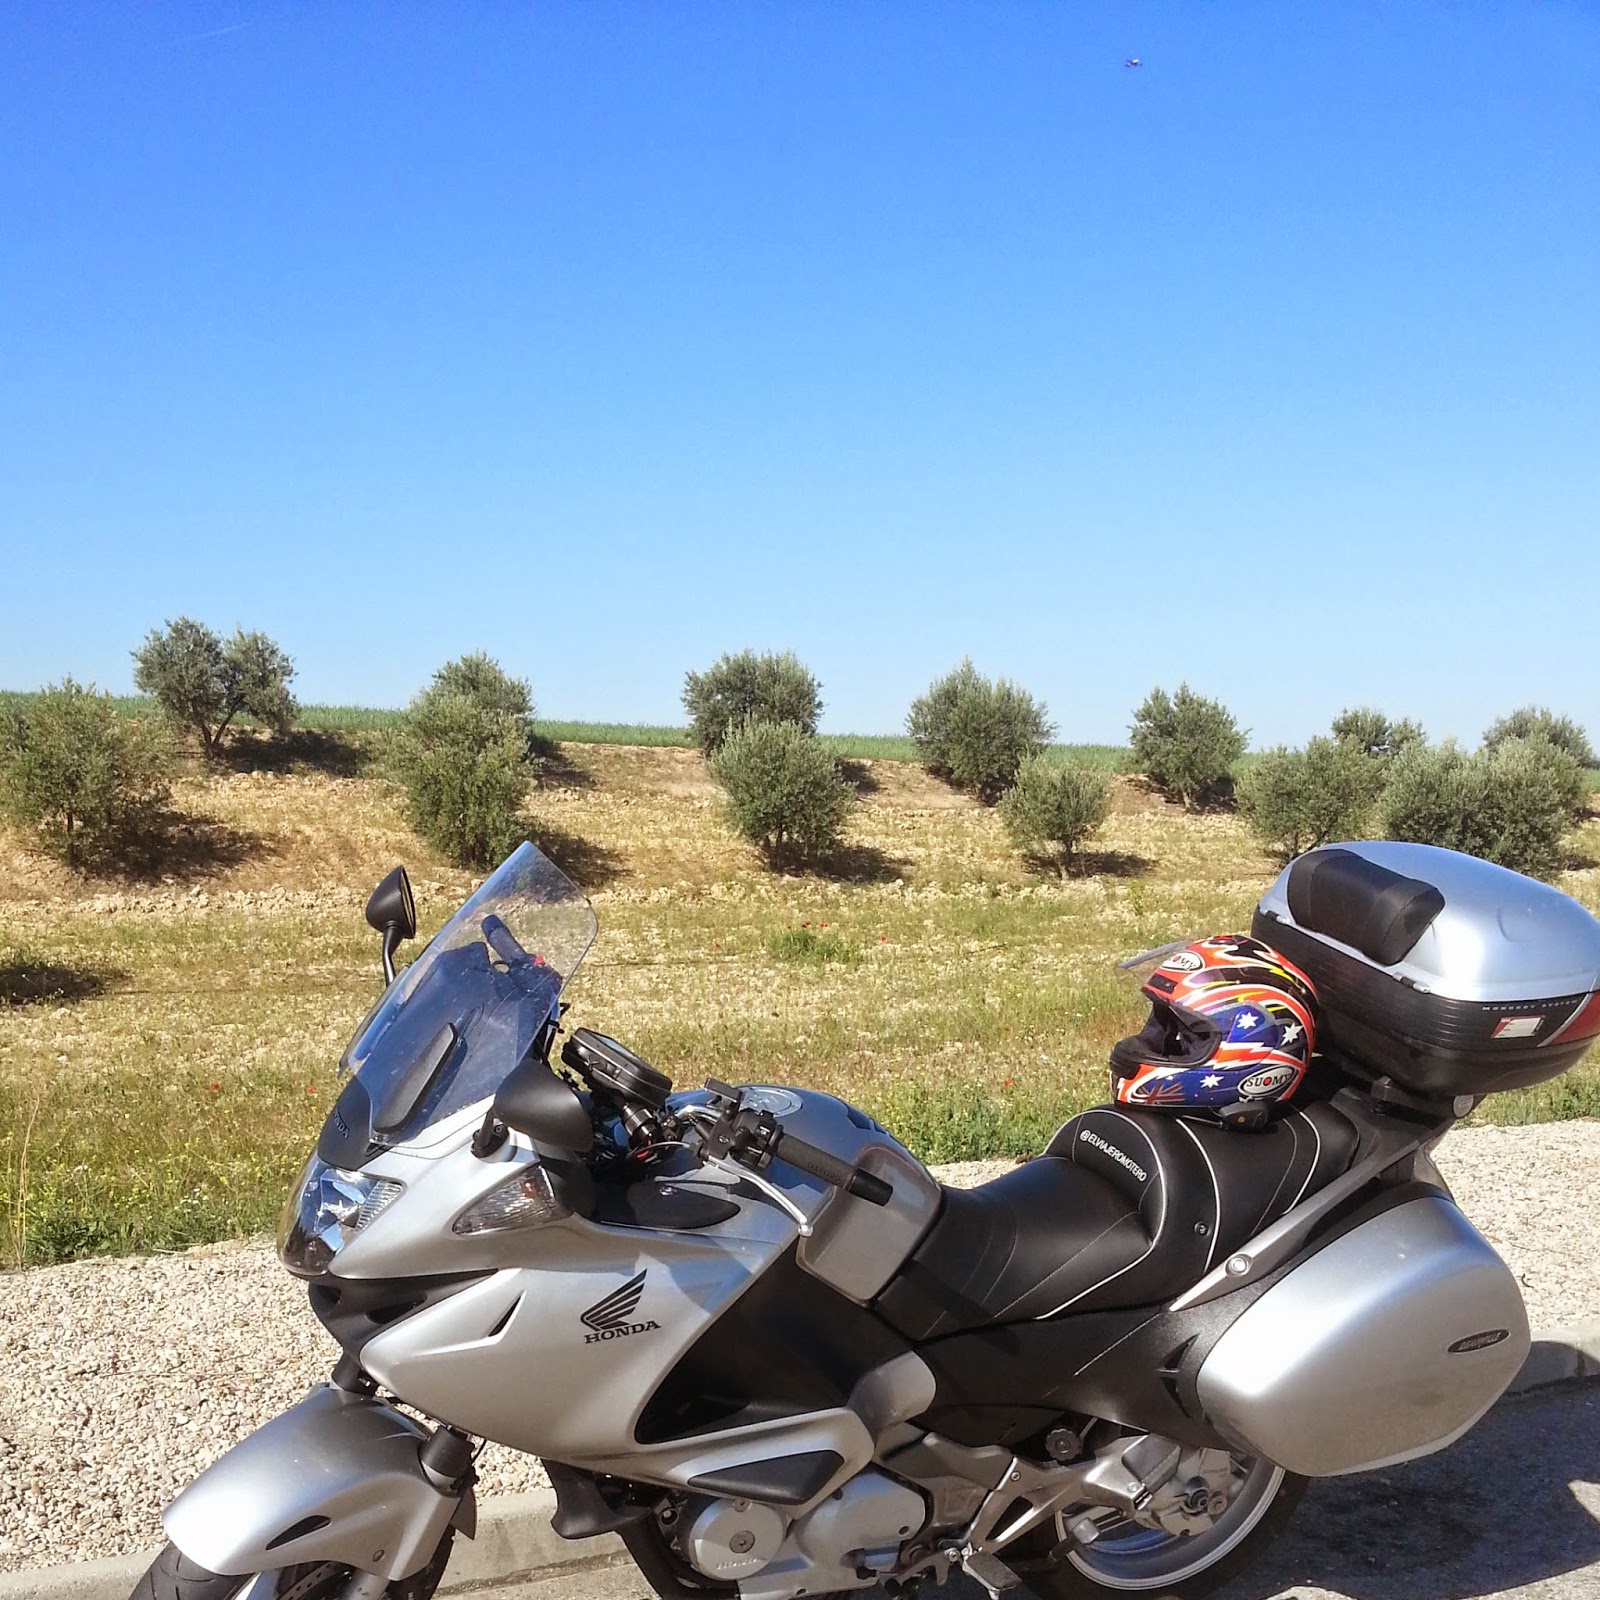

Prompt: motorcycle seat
[{"left": 874, "top": 1101, "right": 1357, "bottom": 1340}]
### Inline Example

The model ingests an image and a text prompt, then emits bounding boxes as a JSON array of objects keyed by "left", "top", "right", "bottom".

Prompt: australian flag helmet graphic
[{"left": 1109, "top": 934, "right": 1319, "bottom": 1117}]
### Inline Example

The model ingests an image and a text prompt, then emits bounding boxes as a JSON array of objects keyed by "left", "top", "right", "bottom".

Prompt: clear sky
[{"left": 2, "top": 2, "right": 1596, "bottom": 746}]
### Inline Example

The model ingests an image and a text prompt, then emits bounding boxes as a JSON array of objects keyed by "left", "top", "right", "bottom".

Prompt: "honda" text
[{"left": 584, "top": 1319, "right": 661, "bottom": 1345}]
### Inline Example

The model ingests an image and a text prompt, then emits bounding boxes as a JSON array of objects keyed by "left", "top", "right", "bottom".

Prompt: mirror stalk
[
  {"left": 472, "top": 1109, "right": 509, "bottom": 1160},
  {"left": 381, "top": 925, "right": 403, "bottom": 986}
]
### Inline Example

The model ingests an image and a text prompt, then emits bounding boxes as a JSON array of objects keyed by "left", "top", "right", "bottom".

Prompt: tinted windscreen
[{"left": 339, "top": 843, "right": 597, "bottom": 1146}]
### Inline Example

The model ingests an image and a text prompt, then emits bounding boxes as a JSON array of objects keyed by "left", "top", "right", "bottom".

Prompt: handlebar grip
[
  {"left": 772, "top": 1130, "right": 894, "bottom": 1207},
  {"left": 844, "top": 1168, "right": 895, "bottom": 1206}
]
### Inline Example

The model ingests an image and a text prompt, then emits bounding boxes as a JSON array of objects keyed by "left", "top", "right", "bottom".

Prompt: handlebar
[
  {"left": 482, "top": 913, "right": 534, "bottom": 968},
  {"left": 770, "top": 1127, "right": 895, "bottom": 1206},
  {"left": 692, "top": 1089, "right": 896, "bottom": 1208}
]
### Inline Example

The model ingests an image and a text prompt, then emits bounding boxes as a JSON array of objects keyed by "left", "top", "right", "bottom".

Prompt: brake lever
[{"left": 701, "top": 1153, "right": 815, "bottom": 1237}]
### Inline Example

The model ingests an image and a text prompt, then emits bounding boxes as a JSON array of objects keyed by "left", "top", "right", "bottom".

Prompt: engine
[{"left": 678, "top": 1473, "right": 928, "bottom": 1596}]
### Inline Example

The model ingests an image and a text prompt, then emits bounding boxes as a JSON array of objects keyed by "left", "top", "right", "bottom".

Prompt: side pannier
[{"left": 1253, "top": 841, "right": 1600, "bottom": 1099}]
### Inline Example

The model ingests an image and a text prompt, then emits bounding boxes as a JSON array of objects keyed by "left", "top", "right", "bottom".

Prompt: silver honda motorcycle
[{"left": 137, "top": 838, "right": 1600, "bottom": 1600}]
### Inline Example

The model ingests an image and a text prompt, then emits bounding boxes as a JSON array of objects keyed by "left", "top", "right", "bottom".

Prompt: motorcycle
[{"left": 134, "top": 838, "right": 1600, "bottom": 1600}]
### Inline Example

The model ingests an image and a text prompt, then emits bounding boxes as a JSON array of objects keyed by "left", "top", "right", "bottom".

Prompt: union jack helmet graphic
[{"left": 1110, "top": 934, "right": 1318, "bottom": 1118}]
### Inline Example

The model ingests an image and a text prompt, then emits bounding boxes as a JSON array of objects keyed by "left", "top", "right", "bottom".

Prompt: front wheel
[
  {"left": 1014, "top": 1451, "right": 1305, "bottom": 1598},
  {"left": 130, "top": 1539, "right": 455, "bottom": 1600}
]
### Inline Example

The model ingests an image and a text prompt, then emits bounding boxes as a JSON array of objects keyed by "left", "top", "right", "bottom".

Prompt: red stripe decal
[{"left": 1545, "top": 992, "right": 1600, "bottom": 1047}]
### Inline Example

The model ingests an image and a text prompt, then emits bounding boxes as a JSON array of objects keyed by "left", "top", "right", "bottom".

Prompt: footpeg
[
  {"left": 960, "top": 1549, "right": 1021, "bottom": 1595},
  {"left": 1066, "top": 1512, "right": 1101, "bottom": 1547}
]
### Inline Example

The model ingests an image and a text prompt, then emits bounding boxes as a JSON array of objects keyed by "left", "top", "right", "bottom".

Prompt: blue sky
[{"left": 2, "top": 2, "right": 1596, "bottom": 745}]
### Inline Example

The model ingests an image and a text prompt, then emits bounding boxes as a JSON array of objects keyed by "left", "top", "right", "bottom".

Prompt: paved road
[{"left": 477, "top": 1386, "right": 1600, "bottom": 1600}]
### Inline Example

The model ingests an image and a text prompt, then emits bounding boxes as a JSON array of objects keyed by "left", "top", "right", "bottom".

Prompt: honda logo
[{"left": 580, "top": 1270, "right": 661, "bottom": 1345}]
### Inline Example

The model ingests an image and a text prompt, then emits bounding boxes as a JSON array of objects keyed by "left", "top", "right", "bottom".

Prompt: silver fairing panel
[
  {"left": 1196, "top": 1195, "right": 1529, "bottom": 1476},
  {"left": 359, "top": 1198, "right": 793, "bottom": 1461},
  {"left": 356, "top": 1091, "right": 935, "bottom": 1479}
]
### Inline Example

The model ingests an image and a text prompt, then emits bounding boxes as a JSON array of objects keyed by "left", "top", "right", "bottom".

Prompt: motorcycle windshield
[{"left": 338, "top": 843, "right": 598, "bottom": 1147}]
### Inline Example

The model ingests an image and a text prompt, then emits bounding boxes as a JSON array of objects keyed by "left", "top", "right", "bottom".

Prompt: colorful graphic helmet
[{"left": 1110, "top": 934, "right": 1318, "bottom": 1118}]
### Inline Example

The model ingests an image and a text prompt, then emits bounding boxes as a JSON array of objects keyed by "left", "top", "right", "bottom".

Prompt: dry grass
[{"left": 3, "top": 743, "right": 1599, "bottom": 1267}]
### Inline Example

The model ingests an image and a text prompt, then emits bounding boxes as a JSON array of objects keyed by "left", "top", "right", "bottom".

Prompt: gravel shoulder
[{"left": 4, "top": 1120, "right": 1597, "bottom": 1572}]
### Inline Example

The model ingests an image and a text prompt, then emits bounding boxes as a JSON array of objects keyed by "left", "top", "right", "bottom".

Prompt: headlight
[
  {"left": 452, "top": 1163, "right": 572, "bottom": 1236},
  {"left": 278, "top": 1155, "right": 404, "bottom": 1276}
]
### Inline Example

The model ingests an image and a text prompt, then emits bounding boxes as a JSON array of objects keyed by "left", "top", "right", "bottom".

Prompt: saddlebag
[
  {"left": 1253, "top": 841, "right": 1600, "bottom": 1099},
  {"left": 1195, "top": 1192, "right": 1528, "bottom": 1475}
]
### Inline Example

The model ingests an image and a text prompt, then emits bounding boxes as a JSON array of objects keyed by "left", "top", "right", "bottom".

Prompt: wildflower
[{"left": 306, "top": 1085, "right": 317, "bottom": 1094}]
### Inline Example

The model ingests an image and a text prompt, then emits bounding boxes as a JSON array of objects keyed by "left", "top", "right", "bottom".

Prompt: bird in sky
[{"left": 1125, "top": 57, "right": 1141, "bottom": 68}]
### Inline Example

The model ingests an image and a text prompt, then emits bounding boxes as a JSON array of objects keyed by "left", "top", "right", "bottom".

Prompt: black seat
[{"left": 875, "top": 1102, "right": 1357, "bottom": 1340}]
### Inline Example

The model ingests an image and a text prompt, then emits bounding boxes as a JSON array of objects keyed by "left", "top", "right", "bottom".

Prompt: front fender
[{"left": 163, "top": 1386, "right": 472, "bottom": 1581}]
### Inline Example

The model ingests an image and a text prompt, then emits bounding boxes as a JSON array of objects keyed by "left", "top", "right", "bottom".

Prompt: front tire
[
  {"left": 1013, "top": 1455, "right": 1305, "bottom": 1598},
  {"left": 130, "top": 1538, "right": 455, "bottom": 1600}
]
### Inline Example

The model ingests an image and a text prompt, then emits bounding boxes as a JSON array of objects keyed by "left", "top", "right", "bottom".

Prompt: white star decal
[
  {"left": 1202, "top": 1074, "right": 1222, "bottom": 1088},
  {"left": 1282, "top": 1023, "right": 1303, "bottom": 1045}
]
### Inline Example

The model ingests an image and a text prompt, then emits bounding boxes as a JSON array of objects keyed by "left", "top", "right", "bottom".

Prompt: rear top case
[{"left": 1254, "top": 841, "right": 1600, "bottom": 1099}]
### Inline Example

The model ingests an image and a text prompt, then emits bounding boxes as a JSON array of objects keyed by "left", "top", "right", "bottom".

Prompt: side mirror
[
  {"left": 491, "top": 1055, "right": 594, "bottom": 1154},
  {"left": 365, "top": 865, "right": 417, "bottom": 984}
]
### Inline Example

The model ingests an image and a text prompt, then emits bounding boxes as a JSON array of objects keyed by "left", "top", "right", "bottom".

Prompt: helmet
[{"left": 1110, "top": 933, "right": 1317, "bottom": 1121}]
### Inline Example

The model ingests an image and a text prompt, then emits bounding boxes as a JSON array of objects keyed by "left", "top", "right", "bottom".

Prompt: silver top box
[{"left": 1258, "top": 840, "right": 1600, "bottom": 1006}]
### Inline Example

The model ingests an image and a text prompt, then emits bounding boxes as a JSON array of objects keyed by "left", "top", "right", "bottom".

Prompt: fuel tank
[{"left": 1195, "top": 1194, "right": 1529, "bottom": 1476}]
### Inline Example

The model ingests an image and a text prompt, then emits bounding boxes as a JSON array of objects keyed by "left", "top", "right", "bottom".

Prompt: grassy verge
[{"left": 2, "top": 742, "right": 1599, "bottom": 1268}]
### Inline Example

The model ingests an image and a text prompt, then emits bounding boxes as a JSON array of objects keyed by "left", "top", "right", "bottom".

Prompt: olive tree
[
  {"left": 132, "top": 617, "right": 297, "bottom": 756},
  {"left": 0, "top": 679, "right": 171, "bottom": 868},
  {"left": 1000, "top": 756, "right": 1113, "bottom": 880},
  {"left": 1483, "top": 707, "right": 1596, "bottom": 774},
  {"left": 710, "top": 718, "right": 853, "bottom": 867},
  {"left": 391, "top": 654, "right": 534, "bottom": 868},
  {"left": 1330, "top": 707, "right": 1425, "bottom": 763},
  {"left": 683, "top": 651, "right": 822, "bottom": 756},
  {"left": 907, "top": 660, "right": 1053, "bottom": 802},
  {"left": 1129, "top": 684, "right": 1246, "bottom": 810},
  {"left": 429, "top": 651, "right": 535, "bottom": 722},
  {"left": 1238, "top": 738, "right": 1384, "bottom": 863},
  {"left": 1382, "top": 738, "right": 1581, "bottom": 881}
]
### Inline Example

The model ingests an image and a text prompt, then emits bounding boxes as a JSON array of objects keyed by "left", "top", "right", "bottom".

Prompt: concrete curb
[
  {"left": 1506, "top": 1324, "right": 1600, "bottom": 1394},
  {"left": 9, "top": 1327, "right": 1600, "bottom": 1600}
]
